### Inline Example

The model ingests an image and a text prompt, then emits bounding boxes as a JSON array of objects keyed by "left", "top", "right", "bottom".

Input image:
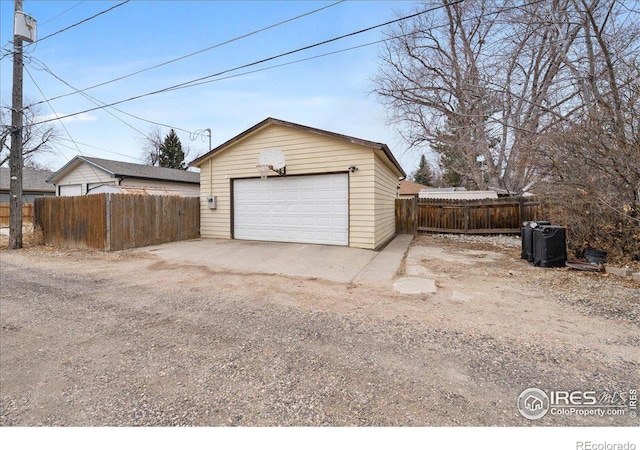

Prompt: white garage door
[
  {"left": 59, "top": 184, "right": 82, "bottom": 196},
  {"left": 234, "top": 174, "right": 348, "bottom": 246}
]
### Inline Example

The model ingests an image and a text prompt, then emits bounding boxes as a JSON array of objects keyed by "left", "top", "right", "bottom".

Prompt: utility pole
[{"left": 9, "top": 0, "right": 24, "bottom": 250}]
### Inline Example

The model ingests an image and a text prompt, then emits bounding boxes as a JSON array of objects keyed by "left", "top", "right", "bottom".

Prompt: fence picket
[
  {"left": 0, "top": 203, "right": 34, "bottom": 226},
  {"left": 395, "top": 196, "right": 542, "bottom": 234},
  {"left": 34, "top": 194, "right": 200, "bottom": 251}
]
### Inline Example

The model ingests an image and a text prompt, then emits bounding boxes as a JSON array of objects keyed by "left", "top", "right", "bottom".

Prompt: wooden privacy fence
[
  {"left": 34, "top": 194, "right": 200, "bottom": 251},
  {"left": 0, "top": 203, "right": 34, "bottom": 226},
  {"left": 396, "top": 196, "right": 541, "bottom": 235}
]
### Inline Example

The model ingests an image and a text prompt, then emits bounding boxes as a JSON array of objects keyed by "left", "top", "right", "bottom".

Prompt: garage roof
[
  {"left": 0, "top": 167, "right": 55, "bottom": 192},
  {"left": 190, "top": 117, "right": 406, "bottom": 177},
  {"left": 47, "top": 156, "right": 200, "bottom": 185}
]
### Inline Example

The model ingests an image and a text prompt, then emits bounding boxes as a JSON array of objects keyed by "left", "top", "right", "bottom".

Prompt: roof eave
[
  {"left": 46, "top": 156, "right": 114, "bottom": 184},
  {"left": 189, "top": 117, "right": 406, "bottom": 177},
  {"left": 116, "top": 174, "right": 200, "bottom": 185}
]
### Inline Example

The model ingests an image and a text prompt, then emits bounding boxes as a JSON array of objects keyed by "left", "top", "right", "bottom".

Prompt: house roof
[
  {"left": 0, "top": 167, "right": 55, "bottom": 192},
  {"left": 399, "top": 180, "right": 430, "bottom": 196},
  {"left": 190, "top": 117, "right": 407, "bottom": 177},
  {"left": 47, "top": 156, "right": 200, "bottom": 185}
]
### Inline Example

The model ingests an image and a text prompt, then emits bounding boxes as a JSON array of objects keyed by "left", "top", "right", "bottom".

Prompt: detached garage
[{"left": 190, "top": 118, "right": 406, "bottom": 250}]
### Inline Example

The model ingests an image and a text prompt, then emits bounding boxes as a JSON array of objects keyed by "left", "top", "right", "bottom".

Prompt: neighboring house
[
  {"left": 419, "top": 187, "right": 498, "bottom": 200},
  {"left": 398, "top": 180, "right": 430, "bottom": 199},
  {"left": 190, "top": 117, "right": 406, "bottom": 250},
  {"left": 0, "top": 167, "right": 55, "bottom": 202},
  {"left": 47, "top": 156, "right": 200, "bottom": 197}
]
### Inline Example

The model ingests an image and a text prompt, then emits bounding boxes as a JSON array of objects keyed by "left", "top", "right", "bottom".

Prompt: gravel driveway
[{"left": 1, "top": 235, "right": 638, "bottom": 426}]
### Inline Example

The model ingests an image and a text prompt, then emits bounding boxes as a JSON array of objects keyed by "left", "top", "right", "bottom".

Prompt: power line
[
  {"left": 168, "top": 37, "right": 393, "bottom": 91},
  {"left": 26, "top": 58, "right": 207, "bottom": 166},
  {"left": 27, "top": 1, "right": 345, "bottom": 106},
  {"left": 30, "top": 0, "right": 465, "bottom": 126},
  {"left": 55, "top": 137, "right": 147, "bottom": 163},
  {"left": 24, "top": 65, "right": 105, "bottom": 184},
  {"left": 1, "top": 1, "right": 117, "bottom": 61},
  {"left": 40, "top": 1, "right": 87, "bottom": 26},
  {"left": 27, "top": 57, "right": 185, "bottom": 136},
  {"left": 25, "top": 66, "right": 151, "bottom": 175},
  {"left": 34, "top": 0, "right": 130, "bottom": 44}
]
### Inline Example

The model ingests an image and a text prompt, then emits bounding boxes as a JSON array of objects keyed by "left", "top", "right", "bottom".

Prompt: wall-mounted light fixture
[{"left": 348, "top": 166, "right": 359, "bottom": 173}]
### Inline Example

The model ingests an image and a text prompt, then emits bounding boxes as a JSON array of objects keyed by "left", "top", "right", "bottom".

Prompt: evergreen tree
[
  {"left": 411, "top": 154, "right": 433, "bottom": 186},
  {"left": 158, "top": 129, "right": 186, "bottom": 170},
  {"left": 431, "top": 121, "right": 477, "bottom": 189}
]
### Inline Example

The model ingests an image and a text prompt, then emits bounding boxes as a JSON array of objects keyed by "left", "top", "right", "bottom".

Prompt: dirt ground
[{"left": 0, "top": 235, "right": 638, "bottom": 426}]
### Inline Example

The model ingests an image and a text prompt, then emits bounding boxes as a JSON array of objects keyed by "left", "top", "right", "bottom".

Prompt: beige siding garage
[{"left": 192, "top": 118, "right": 405, "bottom": 249}]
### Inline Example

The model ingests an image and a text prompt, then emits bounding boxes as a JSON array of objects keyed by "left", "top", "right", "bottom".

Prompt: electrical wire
[
  {"left": 31, "top": 0, "right": 346, "bottom": 105},
  {"left": 40, "top": 1, "right": 87, "bottom": 26},
  {"left": 55, "top": 137, "right": 147, "bottom": 163},
  {"left": 27, "top": 56, "right": 186, "bottom": 137},
  {"left": 0, "top": 1, "right": 125, "bottom": 61},
  {"left": 26, "top": 58, "right": 202, "bottom": 165},
  {"left": 24, "top": 65, "right": 103, "bottom": 184},
  {"left": 29, "top": 0, "right": 556, "bottom": 126},
  {"left": 24, "top": 66, "right": 149, "bottom": 170},
  {"left": 30, "top": 0, "right": 466, "bottom": 126},
  {"left": 166, "top": 36, "right": 393, "bottom": 91},
  {"left": 34, "top": 0, "right": 130, "bottom": 44}
]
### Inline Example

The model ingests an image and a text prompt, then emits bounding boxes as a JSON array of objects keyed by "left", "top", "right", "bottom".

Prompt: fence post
[
  {"left": 411, "top": 196, "right": 417, "bottom": 235},
  {"left": 105, "top": 193, "right": 111, "bottom": 251},
  {"left": 463, "top": 205, "right": 469, "bottom": 233},
  {"left": 519, "top": 196, "right": 524, "bottom": 225}
]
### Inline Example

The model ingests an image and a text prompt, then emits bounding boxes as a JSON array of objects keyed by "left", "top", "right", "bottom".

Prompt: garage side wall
[
  {"left": 373, "top": 150, "right": 401, "bottom": 248},
  {"left": 54, "top": 162, "right": 113, "bottom": 195},
  {"left": 121, "top": 178, "right": 200, "bottom": 197},
  {"left": 199, "top": 124, "right": 377, "bottom": 248}
]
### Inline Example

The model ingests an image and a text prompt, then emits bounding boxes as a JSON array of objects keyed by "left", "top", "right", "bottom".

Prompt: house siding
[
  {"left": 121, "top": 178, "right": 200, "bottom": 197},
  {"left": 55, "top": 162, "right": 113, "bottom": 195},
  {"left": 198, "top": 124, "right": 380, "bottom": 248},
  {"left": 373, "top": 150, "right": 401, "bottom": 248}
]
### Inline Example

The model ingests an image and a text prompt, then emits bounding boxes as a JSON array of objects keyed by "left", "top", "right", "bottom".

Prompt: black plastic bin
[
  {"left": 521, "top": 221, "right": 551, "bottom": 262},
  {"left": 533, "top": 225, "right": 567, "bottom": 268},
  {"left": 584, "top": 248, "right": 608, "bottom": 265}
]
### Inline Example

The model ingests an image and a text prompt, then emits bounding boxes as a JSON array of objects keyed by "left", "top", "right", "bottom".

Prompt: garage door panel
[
  {"left": 234, "top": 174, "right": 349, "bottom": 246},
  {"left": 332, "top": 217, "right": 348, "bottom": 226},
  {"left": 59, "top": 184, "right": 82, "bottom": 196}
]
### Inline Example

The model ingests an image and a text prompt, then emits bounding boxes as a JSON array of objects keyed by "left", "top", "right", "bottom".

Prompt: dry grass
[
  {"left": 0, "top": 226, "right": 44, "bottom": 250},
  {"left": 540, "top": 194, "right": 640, "bottom": 268}
]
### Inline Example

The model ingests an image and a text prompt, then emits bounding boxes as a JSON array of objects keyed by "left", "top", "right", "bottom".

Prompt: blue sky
[{"left": 1, "top": 0, "right": 422, "bottom": 175}]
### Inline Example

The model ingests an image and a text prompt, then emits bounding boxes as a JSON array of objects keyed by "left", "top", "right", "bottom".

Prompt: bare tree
[
  {"left": 375, "top": 0, "right": 500, "bottom": 189},
  {"left": 538, "top": 0, "right": 640, "bottom": 258},
  {"left": 375, "top": 0, "right": 639, "bottom": 258},
  {"left": 1, "top": 104, "right": 59, "bottom": 166},
  {"left": 139, "top": 126, "right": 163, "bottom": 166},
  {"left": 374, "top": 0, "right": 586, "bottom": 193},
  {"left": 140, "top": 126, "right": 196, "bottom": 167}
]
